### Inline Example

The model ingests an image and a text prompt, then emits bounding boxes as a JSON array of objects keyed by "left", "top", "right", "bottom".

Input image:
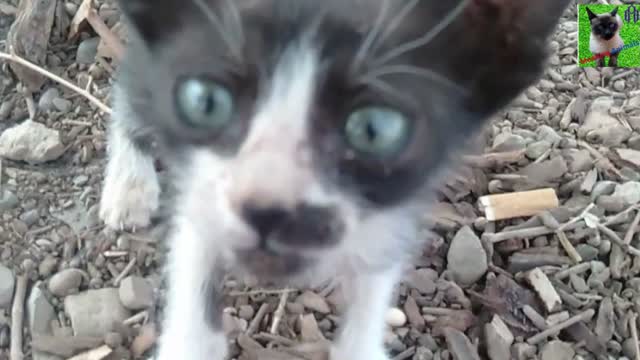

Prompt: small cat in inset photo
[{"left": 586, "top": 6, "right": 623, "bottom": 67}]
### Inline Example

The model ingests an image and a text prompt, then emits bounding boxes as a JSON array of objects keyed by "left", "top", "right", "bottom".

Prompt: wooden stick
[
  {"left": 10, "top": 275, "right": 28, "bottom": 360},
  {"left": 270, "top": 289, "right": 290, "bottom": 334},
  {"left": 479, "top": 188, "right": 559, "bottom": 221},
  {"left": 630, "top": 312, "right": 640, "bottom": 360},
  {"left": 0, "top": 48, "right": 112, "bottom": 114},
  {"left": 527, "top": 309, "right": 595, "bottom": 345}
]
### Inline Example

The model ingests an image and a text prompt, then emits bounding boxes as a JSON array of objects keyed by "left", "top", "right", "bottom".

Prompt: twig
[
  {"left": 0, "top": 48, "right": 112, "bottom": 114},
  {"left": 229, "top": 288, "right": 294, "bottom": 297},
  {"left": 556, "top": 230, "right": 582, "bottom": 264},
  {"left": 10, "top": 275, "right": 28, "bottom": 360},
  {"left": 270, "top": 290, "right": 291, "bottom": 334},
  {"left": 247, "top": 303, "right": 270, "bottom": 335},
  {"left": 630, "top": 312, "right": 640, "bottom": 360},
  {"left": 112, "top": 257, "right": 136, "bottom": 286},
  {"left": 624, "top": 210, "right": 640, "bottom": 245},
  {"left": 597, "top": 224, "right": 640, "bottom": 257},
  {"left": 527, "top": 309, "right": 595, "bottom": 345}
]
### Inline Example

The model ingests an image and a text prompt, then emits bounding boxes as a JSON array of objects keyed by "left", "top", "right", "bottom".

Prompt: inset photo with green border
[{"left": 578, "top": 4, "right": 640, "bottom": 68}]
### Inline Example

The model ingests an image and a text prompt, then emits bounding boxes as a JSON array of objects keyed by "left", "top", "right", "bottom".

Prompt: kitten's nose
[{"left": 242, "top": 204, "right": 291, "bottom": 242}]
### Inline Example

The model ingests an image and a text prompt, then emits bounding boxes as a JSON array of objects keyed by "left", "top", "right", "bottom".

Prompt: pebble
[
  {"left": 414, "top": 347, "right": 434, "bottom": 360},
  {"left": 73, "top": 175, "right": 89, "bottom": 186},
  {"left": 537, "top": 125, "right": 562, "bottom": 146},
  {"left": 0, "top": 265, "right": 15, "bottom": 309},
  {"left": 297, "top": 291, "right": 331, "bottom": 314},
  {"left": 540, "top": 341, "right": 574, "bottom": 360},
  {"left": 49, "top": 269, "right": 84, "bottom": 297},
  {"left": 238, "top": 305, "right": 254, "bottom": 320},
  {"left": 0, "top": 100, "right": 14, "bottom": 120},
  {"left": 526, "top": 140, "right": 552, "bottom": 159},
  {"left": 52, "top": 98, "right": 72, "bottom": 113},
  {"left": 385, "top": 307, "right": 407, "bottom": 327},
  {"left": 28, "top": 283, "right": 56, "bottom": 335},
  {"left": 492, "top": 133, "right": 527, "bottom": 152},
  {"left": 38, "top": 88, "right": 60, "bottom": 111},
  {"left": 20, "top": 209, "right": 40, "bottom": 227},
  {"left": 565, "top": 149, "right": 593, "bottom": 172},
  {"left": 76, "top": 37, "right": 100, "bottom": 64},
  {"left": 591, "top": 181, "right": 617, "bottom": 199},
  {"left": 575, "top": 244, "right": 599, "bottom": 262},
  {"left": 0, "top": 120, "right": 65, "bottom": 164},
  {"left": 406, "top": 268, "right": 438, "bottom": 295},
  {"left": 64, "top": 2, "right": 78, "bottom": 16},
  {"left": 629, "top": 135, "right": 640, "bottom": 150},
  {"left": 611, "top": 182, "right": 640, "bottom": 206},
  {"left": 447, "top": 226, "right": 488, "bottom": 286},
  {"left": 119, "top": 276, "right": 154, "bottom": 310},
  {"left": 623, "top": 338, "right": 638, "bottom": 358},
  {"left": 64, "top": 288, "right": 131, "bottom": 337},
  {"left": 0, "top": 190, "right": 18, "bottom": 212},
  {"left": 38, "top": 256, "right": 58, "bottom": 277}
]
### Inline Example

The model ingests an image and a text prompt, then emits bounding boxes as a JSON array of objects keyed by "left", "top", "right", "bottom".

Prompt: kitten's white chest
[{"left": 589, "top": 34, "right": 624, "bottom": 54}]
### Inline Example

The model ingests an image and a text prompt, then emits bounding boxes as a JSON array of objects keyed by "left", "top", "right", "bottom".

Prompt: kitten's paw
[
  {"left": 330, "top": 345, "right": 390, "bottom": 360},
  {"left": 99, "top": 174, "right": 160, "bottom": 231}
]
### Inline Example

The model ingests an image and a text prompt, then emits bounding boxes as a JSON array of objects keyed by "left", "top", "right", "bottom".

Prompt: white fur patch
[{"left": 100, "top": 88, "right": 160, "bottom": 230}]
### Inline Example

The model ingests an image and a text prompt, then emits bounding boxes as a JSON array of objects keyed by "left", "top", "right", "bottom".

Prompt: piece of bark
[
  {"left": 479, "top": 188, "right": 559, "bottom": 221},
  {"left": 524, "top": 268, "right": 562, "bottom": 313},
  {"left": 6, "top": 0, "right": 58, "bottom": 91}
]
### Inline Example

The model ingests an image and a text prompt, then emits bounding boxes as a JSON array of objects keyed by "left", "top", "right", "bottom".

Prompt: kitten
[
  {"left": 586, "top": 6, "right": 623, "bottom": 67},
  {"left": 100, "top": 0, "right": 570, "bottom": 359}
]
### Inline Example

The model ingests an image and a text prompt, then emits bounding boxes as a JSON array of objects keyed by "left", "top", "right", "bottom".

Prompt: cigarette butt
[{"left": 479, "top": 188, "right": 559, "bottom": 221}]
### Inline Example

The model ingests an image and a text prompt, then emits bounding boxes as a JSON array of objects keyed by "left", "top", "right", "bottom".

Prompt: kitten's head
[
  {"left": 586, "top": 6, "right": 621, "bottom": 41},
  {"left": 117, "top": 0, "right": 569, "bottom": 279}
]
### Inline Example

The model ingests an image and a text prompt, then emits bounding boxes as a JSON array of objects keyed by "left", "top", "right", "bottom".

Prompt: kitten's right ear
[
  {"left": 116, "top": 0, "right": 186, "bottom": 45},
  {"left": 585, "top": 7, "right": 598, "bottom": 21}
]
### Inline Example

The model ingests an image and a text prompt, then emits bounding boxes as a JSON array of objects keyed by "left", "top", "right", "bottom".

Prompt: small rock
[
  {"left": 49, "top": 269, "right": 84, "bottom": 297},
  {"left": 613, "top": 79, "right": 625, "bottom": 92},
  {"left": 406, "top": 268, "right": 438, "bottom": 295},
  {"left": 595, "top": 297, "right": 614, "bottom": 342},
  {"left": 131, "top": 323, "right": 156, "bottom": 358},
  {"left": 20, "top": 209, "right": 40, "bottom": 227},
  {"left": 443, "top": 328, "right": 481, "bottom": 360},
  {"left": 76, "top": 37, "right": 100, "bottom": 64},
  {"left": 119, "top": 276, "right": 154, "bottom": 310},
  {"left": 414, "top": 347, "right": 434, "bottom": 360},
  {"left": 64, "top": 288, "right": 131, "bottom": 337},
  {"left": 28, "top": 284, "right": 56, "bottom": 335},
  {"left": 540, "top": 341, "right": 574, "bottom": 360},
  {"left": 584, "top": 67, "right": 600, "bottom": 85},
  {"left": 73, "top": 175, "right": 89, "bottom": 186},
  {"left": 0, "top": 190, "right": 18, "bottom": 212},
  {"left": 38, "top": 88, "right": 60, "bottom": 111},
  {"left": 0, "top": 100, "right": 13, "bottom": 120},
  {"left": 492, "top": 133, "right": 526, "bottom": 152},
  {"left": 519, "top": 156, "right": 568, "bottom": 184},
  {"left": 238, "top": 305, "right": 254, "bottom": 320},
  {"left": 299, "top": 314, "right": 324, "bottom": 342},
  {"left": 385, "top": 307, "right": 407, "bottom": 328},
  {"left": 537, "top": 125, "right": 562, "bottom": 146},
  {"left": 526, "top": 140, "right": 552, "bottom": 159},
  {"left": 484, "top": 316, "right": 513, "bottom": 360},
  {"left": 575, "top": 244, "right": 599, "bottom": 261},
  {"left": 623, "top": 338, "right": 638, "bottom": 358},
  {"left": 629, "top": 135, "right": 640, "bottom": 150},
  {"left": 447, "top": 226, "right": 488, "bottom": 286},
  {"left": 297, "top": 291, "right": 330, "bottom": 314},
  {"left": 565, "top": 149, "right": 593, "bottom": 172},
  {"left": 0, "top": 120, "right": 65, "bottom": 163},
  {"left": 591, "top": 181, "right": 617, "bottom": 198},
  {"left": 403, "top": 296, "right": 425, "bottom": 331},
  {"left": 52, "top": 98, "right": 72, "bottom": 113},
  {"left": 611, "top": 182, "right": 640, "bottom": 206},
  {"left": 0, "top": 265, "right": 15, "bottom": 309}
]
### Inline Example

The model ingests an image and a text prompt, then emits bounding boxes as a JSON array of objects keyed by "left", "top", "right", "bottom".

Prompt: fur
[
  {"left": 586, "top": 6, "right": 623, "bottom": 67},
  {"left": 101, "top": 0, "right": 571, "bottom": 358}
]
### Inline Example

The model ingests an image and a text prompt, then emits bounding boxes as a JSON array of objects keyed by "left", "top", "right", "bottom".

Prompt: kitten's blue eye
[
  {"left": 345, "top": 107, "right": 410, "bottom": 157},
  {"left": 175, "top": 78, "right": 234, "bottom": 129}
]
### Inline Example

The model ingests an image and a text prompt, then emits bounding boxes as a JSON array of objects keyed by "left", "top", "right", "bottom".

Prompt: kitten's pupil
[{"left": 365, "top": 122, "right": 377, "bottom": 143}]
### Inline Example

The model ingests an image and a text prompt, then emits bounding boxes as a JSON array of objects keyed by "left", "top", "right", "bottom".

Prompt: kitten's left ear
[
  {"left": 611, "top": 7, "right": 619, "bottom": 16},
  {"left": 585, "top": 7, "right": 598, "bottom": 21},
  {"left": 116, "top": 0, "right": 189, "bottom": 46}
]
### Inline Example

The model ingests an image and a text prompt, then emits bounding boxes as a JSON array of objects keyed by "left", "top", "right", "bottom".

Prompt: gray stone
[
  {"left": 52, "top": 98, "right": 72, "bottom": 113},
  {"left": 0, "top": 265, "right": 15, "bottom": 309},
  {"left": 0, "top": 120, "right": 65, "bottom": 163},
  {"left": 76, "top": 37, "right": 100, "bottom": 64},
  {"left": 540, "top": 341, "right": 574, "bottom": 360},
  {"left": 629, "top": 135, "right": 640, "bottom": 151},
  {"left": 623, "top": 338, "right": 638, "bottom": 358},
  {"left": 38, "top": 88, "right": 60, "bottom": 111},
  {"left": 565, "top": 149, "right": 593, "bottom": 172},
  {"left": 0, "top": 100, "right": 14, "bottom": 120},
  {"left": 591, "top": 181, "right": 617, "bottom": 199},
  {"left": 612, "top": 182, "right": 640, "bottom": 206},
  {"left": 575, "top": 244, "right": 599, "bottom": 261},
  {"left": 297, "top": 291, "right": 331, "bottom": 314},
  {"left": 118, "top": 276, "right": 154, "bottom": 310},
  {"left": 537, "top": 125, "right": 562, "bottom": 146},
  {"left": 64, "top": 288, "right": 131, "bottom": 337},
  {"left": 525, "top": 140, "right": 552, "bottom": 159},
  {"left": 0, "top": 190, "right": 19, "bottom": 212},
  {"left": 579, "top": 98, "right": 631, "bottom": 146},
  {"left": 20, "top": 209, "right": 40, "bottom": 227},
  {"left": 447, "top": 226, "right": 488, "bottom": 286},
  {"left": 28, "top": 283, "right": 56, "bottom": 335},
  {"left": 406, "top": 268, "right": 438, "bottom": 295},
  {"left": 49, "top": 269, "right": 84, "bottom": 297},
  {"left": 492, "top": 133, "right": 526, "bottom": 152}
]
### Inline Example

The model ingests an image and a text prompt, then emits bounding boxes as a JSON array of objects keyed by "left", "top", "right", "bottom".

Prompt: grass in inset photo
[{"left": 577, "top": 4, "right": 640, "bottom": 68}]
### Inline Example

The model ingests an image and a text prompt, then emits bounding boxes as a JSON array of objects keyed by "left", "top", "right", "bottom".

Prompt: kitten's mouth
[{"left": 235, "top": 248, "right": 311, "bottom": 278}]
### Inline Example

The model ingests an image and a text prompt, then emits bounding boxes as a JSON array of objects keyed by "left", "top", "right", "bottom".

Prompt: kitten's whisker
[
  {"left": 350, "top": 0, "right": 391, "bottom": 75},
  {"left": 372, "top": 0, "right": 470, "bottom": 67},
  {"left": 376, "top": 0, "right": 420, "bottom": 48},
  {"left": 222, "top": 0, "right": 245, "bottom": 48},
  {"left": 354, "top": 77, "right": 403, "bottom": 102},
  {"left": 192, "top": 0, "right": 242, "bottom": 60},
  {"left": 360, "top": 64, "right": 468, "bottom": 95}
]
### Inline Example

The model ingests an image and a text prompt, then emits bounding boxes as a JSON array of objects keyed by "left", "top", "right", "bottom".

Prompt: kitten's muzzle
[{"left": 241, "top": 202, "right": 344, "bottom": 251}]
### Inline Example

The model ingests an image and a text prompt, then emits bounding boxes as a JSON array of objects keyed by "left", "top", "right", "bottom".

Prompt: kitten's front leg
[
  {"left": 596, "top": 56, "right": 606, "bottom": 67},
  {"left": 155, "top": 221, "right": 228, "bottom": 360},
  {"left": 331, "top": 267, "right": 400, "bottom": 360},
  {"left": 609, "top": 53, "right": 618, "bottom": 67},
  {"left": 99, "top": 88, "right": 160, "bottom": 230}
]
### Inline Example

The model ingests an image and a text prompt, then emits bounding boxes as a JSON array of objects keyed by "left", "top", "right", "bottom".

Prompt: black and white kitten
[
  {"left": 100, "top": 0, "right": 570, "bottom": 359},
  {"left": 586, "top": 6, "right": 623, "bottom": 67}
]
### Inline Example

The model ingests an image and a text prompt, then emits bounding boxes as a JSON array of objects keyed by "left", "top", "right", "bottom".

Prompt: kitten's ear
[
  {"left": 585, "top": 7, "right": 598, "bottom": 21},
  {"left": 116, "top": 0, "right": 187, "bottom": 45},
  {"left": 611, "top": 7, "right": 619, "bottom": 16}
]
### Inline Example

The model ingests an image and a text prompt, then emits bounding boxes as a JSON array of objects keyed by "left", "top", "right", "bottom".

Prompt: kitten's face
[
  {"left": 117, "top": 0, "right": 569, "bottom": 279},
  {"left": 587, "top": 7, "right": 621, "bottom": 41}
]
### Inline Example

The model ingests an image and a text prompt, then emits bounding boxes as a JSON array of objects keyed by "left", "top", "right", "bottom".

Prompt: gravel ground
[{"left": 1, "top": 1, "right": 640, "bottom": 359}]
